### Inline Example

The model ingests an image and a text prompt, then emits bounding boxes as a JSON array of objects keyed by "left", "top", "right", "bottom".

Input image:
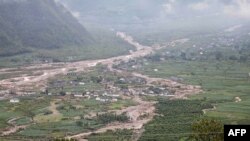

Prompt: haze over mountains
[
  {"left": 0, "top": 0, "right": 250, "bottom": 65},
  {"left": 61, "top": 0, "right": 250, "bottom": 29},
  {"left": 61, "top": 0, "right": 250, "bottom": 45}
]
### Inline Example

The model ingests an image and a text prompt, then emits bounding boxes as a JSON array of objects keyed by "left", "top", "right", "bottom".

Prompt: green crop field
[
  {"left": 138, "top": 59, "right": 250, "bottom": 124},
  {"left": 87, "top": 129, "right": 133, "bottom": 141},
  {"left": 0, "top": 96, "right": 51, "bottom": 129},
  {"left": 139, "top": 99, "right": 213, "bottom": 141}
]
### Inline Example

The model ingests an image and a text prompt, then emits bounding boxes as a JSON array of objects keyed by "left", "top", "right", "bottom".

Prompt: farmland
[
  {"left": 0, "top": 23, "right": 250, "bottom": 141},
  {"left": 0, "top": 94, "right": 137, "bottom": 139},
  {"left": 135, "top": 48, "right": 250, "bottom": 124},
  {"left": 107, "top": 27, "right": 250, "bottom": 140},
  {"left": 1, "top": 1, "right": 250, "bottom": 141}
]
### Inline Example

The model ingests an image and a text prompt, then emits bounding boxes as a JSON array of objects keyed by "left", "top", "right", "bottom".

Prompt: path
[
  {"left": 202, "top": 106, "right": 216, "bottom": 114},
  {"left": 1, "top": 117, "right": 30, "bottom": 136},
  {"left": 67, "top": 96, "right": 156, "bottom": 140},
  {"left": 49, "top": 99, "right": 61, "bottom": 115}
]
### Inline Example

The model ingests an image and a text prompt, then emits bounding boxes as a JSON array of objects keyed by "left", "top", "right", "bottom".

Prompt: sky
[
  {"left": 57, "top": 0, "right": 250, "bottom": 32},
  {"left": 162, "top": 0, "right": 250, "bottom": 19},
  {"left": 59, "top": 0, "right": 250, "bottom": 20}
]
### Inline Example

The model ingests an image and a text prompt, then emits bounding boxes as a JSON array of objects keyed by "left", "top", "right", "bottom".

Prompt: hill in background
[{"left": 0, "top": 0, "right": 134, "bottom": 67}]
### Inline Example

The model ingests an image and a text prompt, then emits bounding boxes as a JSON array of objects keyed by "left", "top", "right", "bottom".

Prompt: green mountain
[
  {"left": 0, "top": 0, "right": 93, "bottom": 57},
  {"left": 0, "top": 0, "right": 134, "bottom": 67}
]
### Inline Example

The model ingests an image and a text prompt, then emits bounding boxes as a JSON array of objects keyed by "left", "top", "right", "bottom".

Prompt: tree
[
  {"left": 76, "top": 121, "right": 83, "bottom": 127},
  {"left": 189, "top": 119, "right": 224, "bottom": 141},
  {"left": 181, "top": 52, "right": 187, "bottom": 60},
  {"left": 215, "top": 52, "right": 223, "bottom": 61},
  {"left": 150, "top": 54, "right": 161, "bottom": 62},
  {"left": 223, "top": 66, "right": 232, "bottom": 79},
  {"left": 44, "top": 88, "right": 49, "bottom": 95},
  {"left": 239, "top": 55, "right": 247, "bottom": 63},
  {"left": 90, "top": 76, "right": 102, "bottom": 83},
  {"left": 60, "top": 91, "right": 66, "bottom": 96},
  {"left": 53, "top": 138, "right": 77, "bottom": 141},
  {"left": 229, "top": 55, "right": 238, "bottom": 61},
  {"left": 9, "top": 89, "right": 17, "bottom": 95}
]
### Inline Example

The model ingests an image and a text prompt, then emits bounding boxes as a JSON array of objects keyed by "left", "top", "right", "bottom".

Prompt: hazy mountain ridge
[
  {"left": 61, "top": 0, "right": 250, "bottom": 34},
  {"left": 0, "top": 0, "right": 93, "bottom": 57}
]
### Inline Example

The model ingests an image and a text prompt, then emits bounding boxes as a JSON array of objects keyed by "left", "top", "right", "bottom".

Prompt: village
[
  {"left": 0, "top": 31, "right": 202, "bottom": 140},
  {"left": 45, "top": 64, "right": 172, "bottom": 103},
  {"left": 0, "top": 62, "right": 173, "bottom": 106}
]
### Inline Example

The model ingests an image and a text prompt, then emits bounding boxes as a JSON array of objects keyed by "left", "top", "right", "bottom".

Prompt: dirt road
[{"left": 49, "top": 99, "right": 61, "bottom": 115}]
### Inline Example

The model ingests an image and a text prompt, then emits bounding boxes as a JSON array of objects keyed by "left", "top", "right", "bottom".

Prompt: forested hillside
[
  {"left": 0, "top": 0, "right": 93, "bottom": 57},
  {"left": 0, "top": 0, "right": 134, "bottom": 67}
]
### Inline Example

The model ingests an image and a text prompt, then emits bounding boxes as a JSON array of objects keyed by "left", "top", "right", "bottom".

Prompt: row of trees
[{"left": 97, "top": 113, "right": 129, "bottom": 124}]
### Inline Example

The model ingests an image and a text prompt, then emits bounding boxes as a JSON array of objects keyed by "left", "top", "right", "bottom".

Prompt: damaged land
[{"left": 0, "top": 33, "right": 201, "bottom": 140}]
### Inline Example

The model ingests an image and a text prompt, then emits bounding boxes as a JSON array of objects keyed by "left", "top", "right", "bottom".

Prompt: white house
[
  {"left": 79, "top": 82, "right": 85, "bottom": 85},
  {"left": 111, "top": 98, "right": 118, "bottom": 102},
  {"left": 110, "top": 94, "right": 120, "bottom": 97},
  {"left": 102, "top": 92, "right": 108, "bottom": 96},
  {"left": 96, "top": 97, "right": 109, "bottom": 102},
  {"left": 74, "top": 94, "right": 83, "bottom": 98},
  {"left": 10, "top": 98, "right": 20, "bottom": 103}
]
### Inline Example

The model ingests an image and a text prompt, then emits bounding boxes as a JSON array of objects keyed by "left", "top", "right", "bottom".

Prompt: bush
[
  {"left": 190, "top": 119, "right": 224, "bottom": 141},
  {"left": 44, "top": 110, "right": 53, "bottom": 115},
  {"left": 76, "top": 121, "right": 83, "bottom": 127}
]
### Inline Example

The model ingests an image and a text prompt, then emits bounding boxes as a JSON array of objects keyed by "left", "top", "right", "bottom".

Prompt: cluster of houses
[
  {"left": 0, "top": 90, "right": 34, "bottom": 103},
  {"left": 95, "top": 92, "right": 119, "bottom": 102},
  {"left": 43, "top": 64, "right": 175, "bottom": 104},
  {"left": 69, "top": 91, "right": 120, "bottom": 103},
  {"left": 116, "top": 76, "right": 147, "bottom": 85},
  {"left": 113, "top": 59, "right": 144, "bottom": 71},
  {"left": 123, "top": 85, "right": 170, "bottom": 96},
  {"left": 95, "top": 97, "right": 118, "bottom": 103}
]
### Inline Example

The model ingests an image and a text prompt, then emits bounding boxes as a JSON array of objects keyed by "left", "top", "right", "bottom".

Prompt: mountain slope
[
  {"left": 0, "top": 0, "right": 93, "bottom": 56},
  {"left": 0, "top": 0, "right": 135, "bottom": 67}
]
